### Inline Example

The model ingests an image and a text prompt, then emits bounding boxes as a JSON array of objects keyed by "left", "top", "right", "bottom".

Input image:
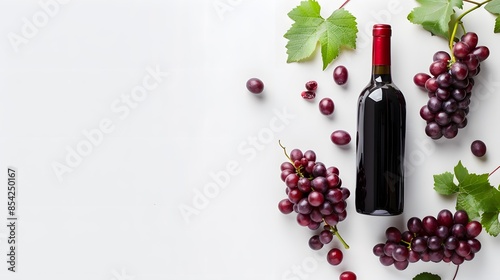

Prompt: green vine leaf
[
  {"left": 485, "top": 0, "right": 500, "bottom": 33},
  {"left": 413, "top": 272, "right": 441, "bottom": 280},
  {"left": 284, "top": 0, "right": 358, "bottom": 70},
  {"left": 434, "top": 161, "right": 500, "bottom": 236},
  {"left": 407, "top": 0, "right": 464, "bottom": 40}
]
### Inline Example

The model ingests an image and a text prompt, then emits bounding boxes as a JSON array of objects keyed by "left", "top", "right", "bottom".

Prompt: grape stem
[
  {"left": 278, "top": 140, "right": 305, "bottom": 177},
  {"left": 489, "top": 165, "right": 500, "bottom": 177},
  {"left": 324, "top": 221, "right": 350, "bottom": 249},
  {"left": 452, "top": 265, "right": 460, "bottom": 280},
  {"left": 449, "top": 0, "right": 492, "bottom": 62},
  {"left": 338, "top": 0, "right": 351, "bottom": 10}
]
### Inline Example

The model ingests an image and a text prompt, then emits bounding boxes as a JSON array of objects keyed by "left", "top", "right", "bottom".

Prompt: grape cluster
[
  {"left": 413, "top": 32, "right": 490, "bottom": 139},
  {"left": 278, "top": 143, "right": 350, "bottom": 265},
  {"left": 373, "top": 209, "right": 482, "bottom": 270}
]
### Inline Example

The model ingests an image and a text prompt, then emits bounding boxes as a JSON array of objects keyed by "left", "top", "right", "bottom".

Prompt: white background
[{"left": 1, "top": 0, "right": 500, "bottom": 279}]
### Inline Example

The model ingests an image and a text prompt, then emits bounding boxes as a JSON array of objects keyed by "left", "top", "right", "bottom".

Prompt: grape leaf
[
  {"left": 433, "top": 171, "right": 458, "bottom": 195},
  {"left": 485, "top": 0, "right": 500, "bottom": 33},
  {"left": 481, "top": 212, "right": 500, "bottom": 236},
  {"left": 407, "top": 0, "right": 463, "bottom": 39},
  {"left": 413, "top": 272, "right": 441, "bottom": 280},
  {"left": 434, "top": 161, "right": 500, "bottom": 236},
  {"left": 284, "top": 0, "right": 358, "bottom": 70}
]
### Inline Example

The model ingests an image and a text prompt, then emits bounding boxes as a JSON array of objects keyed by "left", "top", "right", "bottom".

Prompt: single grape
[
  {"left": 304, "top": 150, "right": 316, "bottom": 161},
  {"left": 443, "top": 123, "right": 458, "bottom": 139},
  {"left": 311, "top": 177, "right": 329, "bottom": 193},
  {"left": 450, "top": 61, "right": 469, "bottom": 81},
  {"left": 373, "top": 243, "right": 385, "bottom": 257},
  {"left": 451, "top": 88, "right": 467, "bottom": 101},
  {"left": 392, "top": 245, "right": 409, "bottom": 262},
  {"left": 433, "top": 50, "right": 451, "bottom": 62},
  {"left": 339, "top": 271, "right": 357, "bottom": 280},
  {"left": 466, "top": 220, "right": 482, "bottom": 238},
  {"left": 319, "top": 98, "right": 335, "bottom": 115},
  {"left": 394, "top": 260, "right": 409, "bottom": 270},
  {"left": 436, "top": 225, "right": 449, "bottom": 239},
  {"left": 297, "top": 198, "right": 313, "bottom": 214},
  {"left": 414, "top": 73, "right": 431, "bottom": 88},
  {"left": 319, "top": 201, "right": 334, "bottom": 215},
  {"left": 420, "top": 105, "right": 435, "bottom": 121},
  {"left": 290, "top": 149, "right": 303, "bottom": 162},
  {"left": 309, "top": 208, "right": 323, "bottom": 223},
  {"left": 319, "top": 229, "right": 334, "bottom": 244},
  {"left": 442, "top": 98, "right": 458, "bottom": 114},
  {"left": 435, "top": 87, "right": 450, "bottom": 101},
  {"left": 425, "top": 122, "right": 443, "bottom": 139},
  {"left": 312, "top": 164, "right": 327, "bottom": 177},
  {"left": 435, "top": 111, "right": 451, "bottom": 126},
  {"left": 453, "top": 41, "right": 471, "bottom": 59},
  {"left": 429, "top": 60, "right": 448, "bottom": 76},
  {"left": 331, "top": 130, "right": 351, "bottom": 146},
  {"left": 461, "top": 32, "right": 478, "bottom": 49},
  {"left": 326, "top": 173, "right": 341, "bottom": 188},
  {"left": 451, "top": 110, "right": 466, "bottom": 124},
  {"left": 327, "top": 248, "right": 343, "bottom": 265},
  {"left": 468, "top": 239, "right": 481, "bottom": 253},
  {"left": 333, "top": 65, "right": 348, "bottom": 85},
  {"left": 296, "top": 213, "right": 311, "bottom": 226},
  {"left": 278, "top": 199, "right": 294, "bottom": 214},
  {"left": 246, "top": 78, "right": 264, "bottom": 94},
  {"left": 456, "top": 240, "right": 471, "bottom": 257},
  {"left": 437, "top": 209, "right": 454, "bottom": 227},
  {"left": 297, "top": 177, "right": 312, "bottom": 193},
  {"left": 407, "top": 217, "right": 423, "bottom": 234},
  {"left": 288, "top": 189, "right": 303, "bottom": 204},
  {"left": 470, "top": 140, "right": 486, "bottom": 157},
  {"left": 410, "top": 236, "right": 427, "bottom": 253},
  {"left": 464, "top": 54, "right": 480, "bottom": 71},
  {"left": 427, "top": 96, "right": 442, "bottom": 113},
  {"left": 379, "top": 255, "right": 395, "bottom": 266},
  {"left": 471, "top": 46, "right": 489, "bottom": 61},
  {"left": 436, "top": 72, "right": 452, "bottom": 88},
  {"left": 285, "top": 173, "right": 299, "bottom": 188},
  {"left": 425, "top": 77, "right": 439, "bottom": 93},
  {"left": 309, "top": 235, "right": 324, "bottom": 250},
  {"left": 324, "top": 213, "right": 339, "bottom": 226},
  {"left": 427, "top": 236, "right": 442, "bottom": 250},
  {"left": 307, "top": 191, "right": 324, "bottom": 207},
  {"left": 386, "top": 227, "right": 402, "bottom": 243},
  {"left": 451, "top": 223, "right": 466, "bottom": 239},
  {"left": 305, "top": 80, "right": 318, "bottom": 91},
  {"left": 454, "top": 210, "right": 469, "bottom": 225},
  {"left": 301, "top": 90, "right": 316, "bottom": 100},
  {"left": 444, "top": 236, "right": 459, "bottom": 250},
  {"left": 422, "top": 216, "right": 439, "bottom": 235}
]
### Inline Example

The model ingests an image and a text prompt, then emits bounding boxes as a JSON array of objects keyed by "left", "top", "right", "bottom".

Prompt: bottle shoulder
[{"left": 358, "top": 81, "right": 406, "bottom": 103}]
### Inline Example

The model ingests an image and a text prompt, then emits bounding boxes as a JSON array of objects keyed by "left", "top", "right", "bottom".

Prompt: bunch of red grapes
[
  {"left": 413, "top": 32, "right": 489, "bottom": 139},
  {"left": 278, "top": 144, "right": 350, "bottom": 266},
  {"left": 373, "top": 209, "right": 482, "bottom": 270}
]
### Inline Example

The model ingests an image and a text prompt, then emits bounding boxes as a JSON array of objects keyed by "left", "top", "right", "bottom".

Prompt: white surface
[{"left": 1, "top": 0, "right": 500, "bottom": 279}]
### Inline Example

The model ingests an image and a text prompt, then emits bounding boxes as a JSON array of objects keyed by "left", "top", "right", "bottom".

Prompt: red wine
[{"left": 355, "top": 24, "right": 406, "bottom": 216}]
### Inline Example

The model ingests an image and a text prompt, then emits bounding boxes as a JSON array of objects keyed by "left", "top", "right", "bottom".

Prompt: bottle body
[{"left": 355, "top": 24, "right": 406, "bottom": 216}]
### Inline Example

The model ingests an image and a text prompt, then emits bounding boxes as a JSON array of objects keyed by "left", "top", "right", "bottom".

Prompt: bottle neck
[{"left": 371, "top": 35, "right": 392, "bottom": 83}]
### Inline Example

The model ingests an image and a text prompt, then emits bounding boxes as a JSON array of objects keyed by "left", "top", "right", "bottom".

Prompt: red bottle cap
[{"left": 372, "top": 24, "right": 391, "bottom": 66}]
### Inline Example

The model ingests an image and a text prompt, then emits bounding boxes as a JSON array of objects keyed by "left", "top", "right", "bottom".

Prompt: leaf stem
[
  {"left": 448, "top": 0, "right": 492, "bottom": 61},
  {"left": 489, "top": 165, "right": 500, "bottom": 177},
  {"left": 338, "top": 0, "right": 350, "bottom": 10},
  {"left": 452, "top": 265, "right": 460, "bottom": 280}
]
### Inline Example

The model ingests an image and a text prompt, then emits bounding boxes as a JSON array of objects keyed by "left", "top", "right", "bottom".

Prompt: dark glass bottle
[{"left": 355, "top": 24, "right": 406, "bottom": 216}]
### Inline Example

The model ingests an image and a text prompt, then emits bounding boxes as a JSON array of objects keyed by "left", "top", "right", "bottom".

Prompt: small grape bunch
[
  {"left": 413, "top": 32, "right": 490, "bottom": 139},
  {"left": 373, "top": 209, "right": 482, "bottom": 270},
  {"left": 278, "top": 141, "right": 350, "bottom": 265}
]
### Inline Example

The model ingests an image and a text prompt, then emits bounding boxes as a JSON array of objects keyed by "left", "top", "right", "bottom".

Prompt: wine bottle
[{"left": 355, "top": 24, "right": 406, "bottom": 216}]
